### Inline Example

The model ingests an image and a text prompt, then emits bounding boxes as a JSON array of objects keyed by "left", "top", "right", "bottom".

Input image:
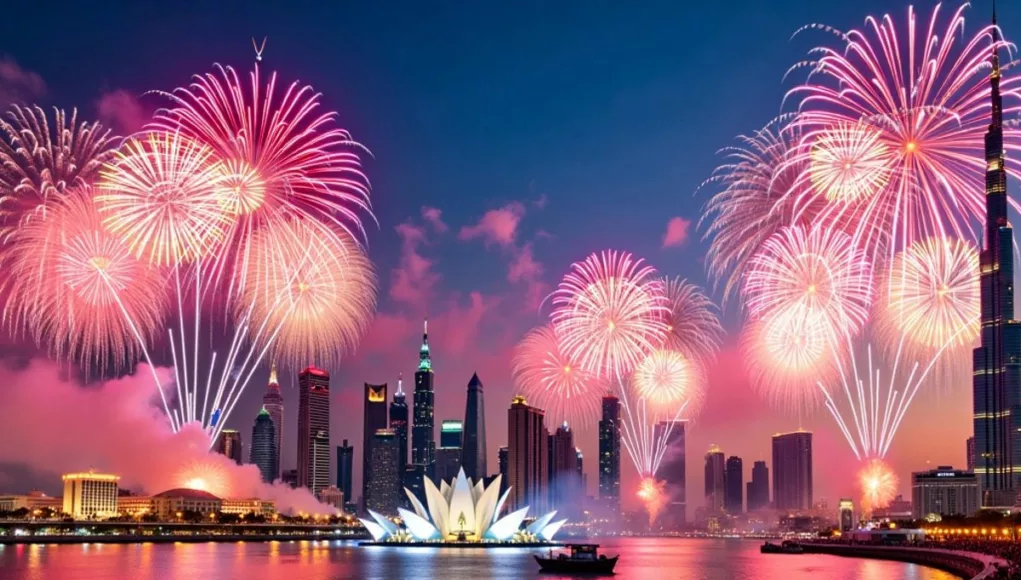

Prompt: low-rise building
[
  {"left": 911, "top": 466, "right": 978, "bottom": 519},
  {"left": 62, "top": 470, "right": 119, "bottom": 519},
  {"left": 0, "top": 491, "right": 63, "bottom": 513}
]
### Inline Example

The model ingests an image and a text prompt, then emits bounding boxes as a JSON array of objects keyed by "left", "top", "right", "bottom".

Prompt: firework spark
[
  {"left": 551, "top": 250, "right": 668, "bottom": 379},
  {"left": 97, "top": 131, "right": 233, "bottom": 266},
  {"left": 637, "top": 477, "right": 667, "bottom": 525},
  {"left": 744, "top": 225, "right": 873, "bottom": 339},
  {"left": 787, "top": 4, "right": 1019, "bottom": 262},
  {"left": 658, "top": 277, "right": 724, "bottom": 367},
  {"left": 175, "top": 457, "right": 231, "bottom": 497},
  {"left": 858, "top": 457, "right": 899, "bottom": 513},
  {"left": 808, "top": 121, "right": 891, "bottom": 203},
  {"left": 631, "top": 349, "right": 702, "bottom": 413},
  {"left": 511, "top": 324, "right": 604, "bottom": 428}
]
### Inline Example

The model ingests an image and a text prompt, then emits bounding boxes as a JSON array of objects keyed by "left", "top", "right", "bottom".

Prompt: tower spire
[
  {"left": 397, "top": 372, "right": 404, "bottom": 396},
  {"left": 268, "top": 361, "right": 278, "bottom": 387},
  {"left": 418, "top": 318, "right": 432, "bottom": 371}
]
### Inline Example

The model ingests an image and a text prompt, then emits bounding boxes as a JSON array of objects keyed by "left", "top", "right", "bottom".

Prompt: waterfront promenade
[
  {"left": 800, "top": 542, "right": 1013, "bottom": 579},
  {"left": 0, "top": 519, "right": 370, "bottom": 544}
]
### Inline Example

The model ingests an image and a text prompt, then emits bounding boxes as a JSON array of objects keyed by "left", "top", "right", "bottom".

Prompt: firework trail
[
  {"left": 511, "top": 324, "right": 605, "bottom": 428},
  {"left": 786, "top": 3, "right": 1020, "bottom": 267},
  {"left": 3, "top": 187, "right": 168, "bottom": 387}
]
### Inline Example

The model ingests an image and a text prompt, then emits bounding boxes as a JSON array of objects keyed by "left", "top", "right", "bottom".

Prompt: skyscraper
[
  {"left": 654, "top": 420, "right": 686, "bottom": 529},
  {"left": 412, "top": 321, "right": 436, "bottom": 479},
  {"left": 216, "top": 430, "right": 243, "bottom": 465},
  {"left": 724, "top": 456, "right": 743, "bottom": 514},
  {"left": 462, "top": 372, "right": 487, "bottom": 481},
  {"left": 362, "top": 383, "right": 388, "bottom": 510},
  {"left": 598, "top": 395, "right": 621, "bottom": 512},
  {"left": 297, "top": 366, "right": 330, "bottom": 495},
  {"left": 364, "top": 429, "right": 400, "bottom": 516},
  {"left": 549, "top": 422, "right": 579, "bottom": 512},
  {"left": 390, "top": 374, "right": 409, "bottom": 490},
  {"left": 262, "top": 363, "right": 284, "bottom": 478},
  {"left": 704, "top": 445, "right": 725, "bottom": 513},
  {"left": 436, "top": 419, "right": 463, "bottom": 482},
  {"left": 746, "top": 460, "right": 769, "bottom": 511},
  {"left": 250, "top": 408, "right": 278, "bottom": 484},
  {"left": 336, "top": 440, "right": 354, "bottom": 504},
  {"left": 967, "top": 437, "right": 976, "bottom": 473},
  {"left": 498, "top": 446, "right": 509, "bottom": 495},
  {"left": 973, "top": 10, "right": 1021, "bottom": 507},
  {"left": 576, "top": 448, "right": 585, "bottom": 494},
  {"left": 772, "top": 430, "right": 813, "bottom": 512},
  {"left": 508, "top": 395, "right": 548, "bottom": 513}
]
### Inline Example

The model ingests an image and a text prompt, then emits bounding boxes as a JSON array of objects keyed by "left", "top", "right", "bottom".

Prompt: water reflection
[{"left": 0, "top": 538, "right": 960, "bottom": 580}]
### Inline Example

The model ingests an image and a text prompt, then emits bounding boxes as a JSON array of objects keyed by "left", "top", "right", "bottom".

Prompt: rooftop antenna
[{"left": 252, "top": 37, "right": 267, "bottom": 62}]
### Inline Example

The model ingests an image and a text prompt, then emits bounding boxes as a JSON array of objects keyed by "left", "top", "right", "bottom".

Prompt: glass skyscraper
[
  {"left": 297, "top": 366, "right": 331, "bottom": 495},
  {"left": 703, "top": 445, "right": 725, "bottom": 513},
  {"left": 336, "top": 439, "right": 354, "bottom": 504},
  {"left": 250, "top": 408, "right": 278, "bottom": 484},
  {"left": 772, "top": 430, "right": 812, "bottom": 512},
  {"left": 262, "top": 363, "right": 284, "bottom": 479},
  {"left": 362, "top": 382, "right": 388, "bottom": 510},
  {"left": 724, "top": 456, "right": 743, "bottom": 514},
  {"left": 412, "top": 320, "right": 436, "bottom": 480},
  {"left": 390, "top": 375, "right": 409, "bottom": 490},
  {"left": 461, "top": 372, "right": 487, "bottom": 481},
  {"left": 746, "top": 460, "right": 769, "bottom": 512},
  {"left": 973, "top": 17, "right": 1021, "bottom": 507},
  {"left": 365, "top": 429, "right": 400, "bottom": 516},
  {"left": 436, "top": 419, "right": 463, "bottom": 483},
  {"left": 654, "top": 420, "right": 686, "bottom": 529},
  {"left": 598, "top": 395, "right": 621, "bottom": 511}
]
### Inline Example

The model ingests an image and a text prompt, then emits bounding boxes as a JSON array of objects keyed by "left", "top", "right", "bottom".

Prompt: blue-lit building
[
  {"left": 390, "top": 374, "right": 409, "bottom": 491},
  {"left": 250, "top": 408, "right": 278, "bottom": 484},
  {"left": 412, "top": 320, "right": 436, "bottom": 480},
  {"left": 461, "top": 373, "right": 487, "bottom": 481},
  {"left": 973, "top": 17, "right": 1021, "bottom": 507},
  {"left": 436, "top": 419, "right": 463, "bottom": 483}
]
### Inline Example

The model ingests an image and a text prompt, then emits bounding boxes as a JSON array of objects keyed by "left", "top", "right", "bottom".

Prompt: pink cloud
[
  {"left": 0, "top": 360, "right": 329, "bottom": 515},
  {"left": 421, "top": 206, "right": 448, "bottom": 233},
  {"left": 459, "top": 202, "right": 526, "bottom": 248},
  {"left": 507, "top": 243, "right": 543, "bottom": 282},
  {"left": 661, "top": 216, "right": 691, "bottom": 248},
  {"left": 533, "top": 194, "right": 548, "bottom": 209},
  {"left": 96, "top": 89, "right": 146, "bottom": 134},
  {"left": 0, "top": 56, "right": 45, "bottom": 107},
  {"left": 390, "top": 221, "right": 440, "bottom": 308}
]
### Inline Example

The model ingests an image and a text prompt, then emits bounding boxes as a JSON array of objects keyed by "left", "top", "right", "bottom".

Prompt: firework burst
[
  {"left": 658, "top": 277, "right": 724, "bottom": 367},
  {"left": 808, "top": 121, "right": 891, "bottom": 204},
  {"left": 787, "top": 3, "right": 1019, "bottom": 263},
  {"left": 858, "top": 457, "right": 899, "bottom": 514},
  {"left": 631, "top": 349, "right": 703, "bottom": 414},
  {"left": 511, "top": 324, "right": 604, "bottom": 428},
  {"left": 637, "top": 477, "right": 667, "bottom": 525},
  {"left": 97, "top": 131, "right": 233, "bottom": 266},
  {"left": 175, "top": 457, "right": 231, "bottom": 497}
]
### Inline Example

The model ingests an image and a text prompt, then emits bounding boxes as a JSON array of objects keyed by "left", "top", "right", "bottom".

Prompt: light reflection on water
[{"left": 0, "top": 537, "right": 960, "bottom": 580}]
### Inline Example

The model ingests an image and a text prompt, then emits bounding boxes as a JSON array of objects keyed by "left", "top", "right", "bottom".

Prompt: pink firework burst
[
  {"left": 808, "top": 121, "right": 892, "bottom": 204},
  {"left": 551, "top": 250, "right": 669, "bottom": 379},
  {"left": 512, "top": 324, "right": 605, "bottom": 428},
  {"left": 787, "top": 3, "right": 1019, "bottom": 262},
  {"left": 631, "top": 349, "right": 704, "bottom": 415},
  {"left": 658, "top": 276, "right": 724, "bottom": 368}
]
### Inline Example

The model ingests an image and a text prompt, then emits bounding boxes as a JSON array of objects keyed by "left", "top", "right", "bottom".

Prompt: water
[{"left": 0, "top": 538, "right": 958, "bottom": 580}]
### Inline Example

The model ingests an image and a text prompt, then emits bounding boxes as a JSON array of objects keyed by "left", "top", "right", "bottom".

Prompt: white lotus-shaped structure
[{"left": 360, "top": 468, "right": 566, "bottom": 543}]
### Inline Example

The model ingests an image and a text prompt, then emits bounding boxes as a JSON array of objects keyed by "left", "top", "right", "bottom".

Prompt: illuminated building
[
  {"left": 336, "top": 439, "right": 354, "bottom": 504},
  {"left": 365, "top": 429, "right": 400, "bottom": 516},
  {"left": 360, "top": 468, "right": 565, "bottom": 543},
  {"left": 220, "top": 498, "right": 275, "bottom": 516},
  {"left": 911, "top": 466, "right": 979, "bottom": 518},
  {"left": 508, "top": 395, "right": 549, "bottom": 513},
  {"left": 746, "top": 460, "right": 769, "bottom": 511},
  {"left": 362, "top": 381, "right": 387, "bottom": 510},
  {"left": 498, "top": 446, "right": 508, "bottom": 496},
  {"left": 62, "top": 470, "right": 119, "bottom": 519},
  {"left": 654, "top": 420, "right": 686, "bottom": 529},
  {"left": 390, "top": 374, "right": 409, "bottom": 492},
  {"left": 120, "top": 490, "right": 275, "bottom": 519},
  {"left": 549, "top": 422, "right": 580, "bottom": 514},
  {"left": 297, "top": 366, "right": 331, "bottom": 495},
  {"left": 436, "top": 419, "right": 463, "bottom": 483},
  {"left": 704, "top": 445, "right": 725, "bottom": 513},
  {"left": 215, "top": 429, "right": 243, "bottom": 465},
  {"left": 262, "top": 362, "right": 284, "bottom": 478},
  {"left": 598, "top": 395, "right": 621, "bottom": 513},
  {"left": 725, "top": 456, "right": 743, "bottom": 514},
  {"left": 838, "top": 498, "right": 855, "bottom": 532},
  {"left": 967, "top": 437, "right": 975, "bottom": 473},
  {"left": 412, "top": 320, "right": 436, "bottom": 480},
  {"left": 576, "top": 448, "right": 585, "bottom": 493},
  {"left": 319, "top": 486, "right": 344, "bottom": 511},
  {"left": 0, "top": 491, "right": 61, "bottom": 513},
  {"left": 772, "top": 430, "right": 813, "bottom": 512},
  {"left": 973, "top": 14, "right": 1021, "bottom": 508},
  {"left": 461, "top": 372, "right": 487, "bottom": 481},
  {"left": 250, "top": 407, "right": 278, "bottom": 484}
]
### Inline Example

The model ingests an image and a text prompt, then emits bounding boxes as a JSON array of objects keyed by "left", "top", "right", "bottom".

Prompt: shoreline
[
  {"left": 0, "top": 534, "right": 370, "bottom": 545},
  {"left": 797, "top": 543, "right": 1009, "bottom": 579}
]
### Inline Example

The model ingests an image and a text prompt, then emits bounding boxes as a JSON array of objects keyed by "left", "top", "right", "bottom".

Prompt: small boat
[
  {"left": 535, "top": 543, "right": 618, "bottom": 575},
  {"left": 760, "top": 540, "right": 803, "bottom": 554}
]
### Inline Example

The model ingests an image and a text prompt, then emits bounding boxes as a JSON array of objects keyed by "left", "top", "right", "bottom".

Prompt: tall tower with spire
[
  {"left": 461, "top": 372, "right": 488, "bottom": 481},
  {"left": 262, "top": 362, "right": 284, "bottom": 479},
  {"left": 412, "top": 320, "right": 436, "bottom": 479},
  {"left": 389, "top": 373, "right": 409, "bottom": 489},
  {"left": 973, "top": 6, "right": 1021, "bottom": 506}
]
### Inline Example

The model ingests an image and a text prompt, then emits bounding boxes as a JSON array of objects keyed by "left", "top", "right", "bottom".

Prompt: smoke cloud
[{"left": 0, "top": 359, "right": 330, "bottom": 515}]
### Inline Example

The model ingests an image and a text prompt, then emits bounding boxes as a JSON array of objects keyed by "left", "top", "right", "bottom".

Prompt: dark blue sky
[{"left": 1, "top": 1, "right": 1012, "bottom": 503}]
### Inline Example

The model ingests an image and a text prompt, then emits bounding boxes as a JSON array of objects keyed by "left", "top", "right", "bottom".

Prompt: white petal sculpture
[{"left": 361, "top": 467, "right": 565, "bottom": 543}]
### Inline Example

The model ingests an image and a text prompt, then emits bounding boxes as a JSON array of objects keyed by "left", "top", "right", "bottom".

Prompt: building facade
[
  {"left": 250, "top": 408, "right": 278, "bottom": 484},
  {"left": 772, "top": 430, "right": 813, "bottom": 512},
  {"left": 498, "top": 446, "right": 509, "bottom": 496},
  {"left": 297, "top": 366, "right": 331, "bottom": 495},
  {"left": 62, "top": 471, "right": 119, "bottom": 519},
  {"left": 973, "top": 21, "right": 1021, "bottom": 507},
  {"left": 725, "top": 456, "right": 743, "bottom": 514},
  {"left": 838, "top": 498, "right": 855, "bottom": 532},
  {"left": 704, "top": 445, "right": 725, "bottom": 513},
  {"left": 365, "top": 429, "right": 401, "bottom": 516},
  {"left": 390, "top": 375, "right": 409, "bottom": 491},
  {"left": 262, "top": 363, "right": 284, "bottom": 478},
  {"left": 508, "top": 395, "right": 548, "bottom": 513},
  {"left": 549, "top": 422, "right": 579, "bottom": 512},
  {"left": 747, "top": 460, "right": 769, "bottom": 511},
  {"left": 319, "top": 486, "right": 344, "bottom": 511},
  {"left": 436, "top": 419, "right": 463, "bottom": 483},
  {"left": 911, "top": 466, "right": 980, "bottom": 518},
  {"left": 967, "top": 437, "right": 976, "bottom": 473},
  {"left": 461, "top": 372, "right": 487, "bottom": 481},
  {"left": 599, "top": 395, "right": 622, "bottom": 513},
  {"left": 412, "top": 320, "right": 436, "bottom": 479},
  {"left": 216, "top": 430, "right": 243, "bottom": 465},
  {"left": 336, "top": 440, "right": 354, "bottom": 505},
  {"left": 362, "top": 382, "right": 388, "bottom": 509},
  {"left": 655, "top": 420, "right": 686, "bottom": 529}
]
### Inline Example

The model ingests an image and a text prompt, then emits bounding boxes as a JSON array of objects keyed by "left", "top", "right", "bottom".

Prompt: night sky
[{"left": 1, "top": 0, "right": 1014, "bottom": 508}]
